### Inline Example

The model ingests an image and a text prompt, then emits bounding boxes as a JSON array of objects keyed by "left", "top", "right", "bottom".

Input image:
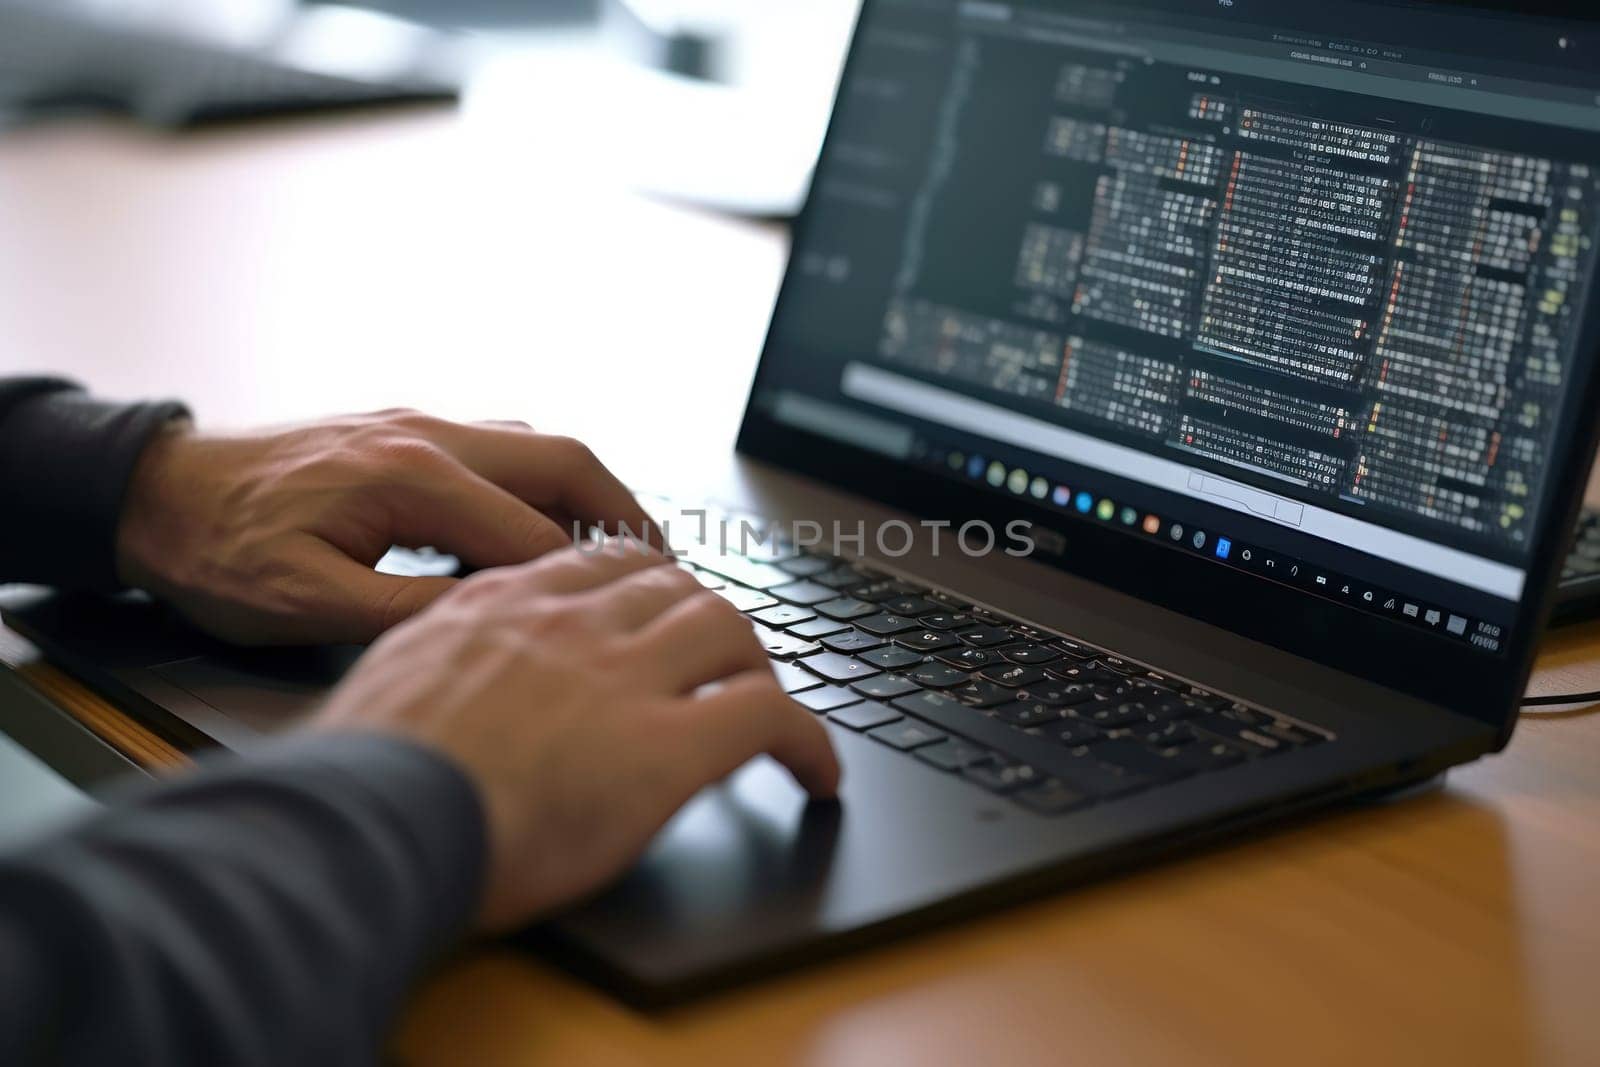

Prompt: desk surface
[{"left": 4, "top": 114, "right": 1600, "bottom": 1067}]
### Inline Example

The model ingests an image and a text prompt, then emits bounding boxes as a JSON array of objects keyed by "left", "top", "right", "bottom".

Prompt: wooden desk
[{"left": 3, "top": 114, "right": 1600, "bottom": 1067}]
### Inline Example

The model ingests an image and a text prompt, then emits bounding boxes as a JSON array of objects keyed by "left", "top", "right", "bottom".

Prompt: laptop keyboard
[
  {"left": 647, "top": 499, "right": 1335, "bottom": 817},
  {"left": 1562, "top": 508, "right": 1600, "bottom": 583}
]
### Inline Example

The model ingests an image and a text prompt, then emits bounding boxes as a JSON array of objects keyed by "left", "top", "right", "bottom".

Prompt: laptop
[
  {"left": 7, "top": 0, "right": 1600, "bottom": 1007},
  {"left": 1554, "top": 508, "right": 1600, "bottom": 622}
]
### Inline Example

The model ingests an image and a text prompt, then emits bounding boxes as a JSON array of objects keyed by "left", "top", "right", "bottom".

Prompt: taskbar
[{"left": 909, "top": 437, "right": 1510, "bottom": 656}]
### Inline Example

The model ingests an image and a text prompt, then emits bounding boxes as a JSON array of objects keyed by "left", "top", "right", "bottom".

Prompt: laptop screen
[{"left": 741, "top": 0, "right": 1600, "bottom": 720}]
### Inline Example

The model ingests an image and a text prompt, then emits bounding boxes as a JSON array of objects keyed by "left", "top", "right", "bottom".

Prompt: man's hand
[
  {"left": 115, "top": 410, "right": 658, "bottom": 645},
  {"left": 309, "top": 543, "right": 841, "bottom": 929}
]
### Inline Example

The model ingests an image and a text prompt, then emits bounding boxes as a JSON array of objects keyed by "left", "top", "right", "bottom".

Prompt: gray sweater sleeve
[
  {"left": 0, "top": 377, "right": 189, "bottom": 591},
  {"left": 0, "top": 735, "right": 487, "bottom": 1067}
]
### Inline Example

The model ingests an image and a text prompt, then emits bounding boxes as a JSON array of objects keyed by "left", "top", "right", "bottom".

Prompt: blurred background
[{"left": 0, "top": 0, "right": 862, "bottom": 215}]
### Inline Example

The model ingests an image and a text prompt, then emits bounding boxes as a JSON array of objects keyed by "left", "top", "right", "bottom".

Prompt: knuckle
[
  {"left": 653, "top": 565, "right": 702, "bottom": 596},
  {"left": 549, "top": 435, "right": 599, "bottom": 469},
  {"left": 375, "top": 407, "right": 438, "bottom": 431},
  {"left": 517, "top": 512, "right": 571, "bottom": 554},
  {"left": 685, "top": 586, "right": 741, "bottom": 622},
  {"left": 370, "top": 436, "right": 450, "bottom": 478}
]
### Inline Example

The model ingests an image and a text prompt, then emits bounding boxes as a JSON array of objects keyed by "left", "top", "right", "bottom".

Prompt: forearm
[
  {"left": 0, "top": 734, "right": 485, "bottom": 1067},
  {"left": 0, "top": 378, "right": 188, "bottom": 590}
]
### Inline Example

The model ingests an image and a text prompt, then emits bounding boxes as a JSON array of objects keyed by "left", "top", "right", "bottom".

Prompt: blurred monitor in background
[
  {"left": 0, "top": 0, "right": 469, "bottom": 126},
  {"left": 0, "top": 0, "right": 858, "bottom": 214}
]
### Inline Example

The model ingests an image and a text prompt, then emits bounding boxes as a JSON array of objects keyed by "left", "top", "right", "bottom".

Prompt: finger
[
  {"left": 627, "top": 590, "right": 770, "bottom": 693},
  {"left": 372, "top": 452, "right": 573, "bottom": 567},
  {"left": 479, "top": 538, "right": 672, "bottom": 599},
  {"left": 272, "top": 539, "right": 460, "bottom": 643},
  {"left": 670, "top": 672, "right": 841, "bottom": 798},
  {"left": 423, "top": 425, "right": 662, "bottom": 549},
  {"left": 566, "top": 561, "right": 705, "bottom": 632}
]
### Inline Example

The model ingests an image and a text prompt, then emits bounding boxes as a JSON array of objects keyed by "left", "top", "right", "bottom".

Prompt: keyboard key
[
  {"left": 854, "top": 580, "right": 926, "bottom": 603},
  {"left": 925, "top": 591, "right": 972, "bottom": 611},
  {"left": 890, "top": 691, "right": 1156, "bottom": 800},
  {"left": 1011, "top": 779, "right": 1091, "bottom": 815},
  {"left": 963, "top": 762, "right": 1043, "bottom": 794},
  {"left": 813, "top": 565, "right": 868, "bottom": 590},
  {"left": 1149, "top": 696, "right": 1215, "bottom": 720},
  {"left": 956, "top": 626, "right": 1016, "bottom": 647},
  {"left": 800, "top": 652, "right": 882, "bottom": 684},
  {"left": 827, "top": 701, "right": 900, "bottom": 730},
  {"left": 895, "top": 629, "right": 959, "bottom": 653},
  {"left": 1091, "top": 739, "right": 1191, "bottom": 782},
  {"left": 855, "top": 613, "right": 920, "bottom": 636},
  {"left": 815, "top": 596, "right": 876, "bottom": 620},
  {"left": 683, "top": 566, "right": 724, "bottom": 589},
  {"left": 750, "top": 624, "right": 820, "bottom": 659},
  {"left": 715, "top": 584, "right": 779, "bottom": 612},
  {"left": 820, "top": 629, "right": 886, "bottom": 654},
  {"left": 1081, "top": 701, "right": 1161, "bottom": 729},
  {"left": 969, "top": 607, "right": 1009, "bottom": 624},
  {"left": 1182, "top": 687, "right": 1229, "bottom": 709},
  {"left": 1219, "top": 702, "right": 1274, "bottom": 726},
  {"left": 1000, "top": 643, "right": 1061, "bottom": 665},
  {"left": 921, "top": 612, "right": 975, "bottom": 631},
  {"left": 689, "top": 551, "right": 794, "bottom": 590},
  {"left": 995, "top": 701, "right": 1067, "bottom": 728},
  {"left": 1009, "top": 624, "right": 1055, "bottom": 643},
  {"left": 1098, "top": 656, "right": 1138, "bottom": 675},
  {"left": 776, "top": 555, "right": 831, "bottom": 577},
  {"left": 909, "top": 663, "right": 972, "bottom": 688},
  {"left": 1053, "top": 720, "right": 1104, "bottom": 746},
  {"left": 914, "top": 739, "right": 994, "bottom": 771},
  {"left": 1051, "top": 638, "right": 1098, "bottom": 660},
  {"left": 752, "top": 604, "right": 815, "bottom": 628},
  {"left": 1125, "top": 720, "right": 1195, "bottom": 748},
  {"left": 977, "top": 663, "right": 1046, "bottom": 688},
  {"left": 882, "top": 596, "right": 942, "bottom": 617},
  {"left": 1162, "top": 739, "right": 1250, "bottom": 774},
  {"left": 1141, "top": 671, "right": 1182, "bottom": 690},
  {"left": 1018, "top": 682, "right": 1096, "bottom": 707},
  {"left": 1092, "top": 682, "right": 1144, "bottom": 704},
  {"left": 798, "top": 685, "right": 865, "bottom": 713},
  {"left": 852, "top": 674, "right": 922, "bottom": 700},
  {"left": 950, "top": 680, "right": 1017, "bottom": 708},
  {"left": 1047, "top": 663, "right": 1119, "bottom": 686},
  {"left": 789, "top": 617, "right": 850, "bottom": 640},
  {"left": 868, "top": 719, "right": 949, "bottom": 751},
  {"left": 1261, "top": 721, "right": 1321, "bottom": 746},
  {"left": 772, "top": 661, "right": 825, "bottom": 694},
  {"left": 769, "top": 580, "right": 841, "bottom": 606},
  {"left": 858, "top": 646, "right": 925, "bottom": 671},
  {"left": 936, "top": 646, "right": 1000, "bottom": 670},
  {"left": 1195, "top": 718, "right": 1284, "bottom": 755}
]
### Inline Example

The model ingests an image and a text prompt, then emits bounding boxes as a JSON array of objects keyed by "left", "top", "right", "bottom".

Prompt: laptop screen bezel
[{"left": 735, "top": 0, "right": 1600, "bottom": 730}]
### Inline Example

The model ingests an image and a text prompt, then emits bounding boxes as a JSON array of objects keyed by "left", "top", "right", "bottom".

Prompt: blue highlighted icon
[
  {"left": 967, "top": 454, "right": 985, "bottom": 479},
  {"left": 1074, "top": 491, "right": 1093, "bottom": 514},
  {"left": 1215, "top": 537, "right": 1232, "bottom": 560}
]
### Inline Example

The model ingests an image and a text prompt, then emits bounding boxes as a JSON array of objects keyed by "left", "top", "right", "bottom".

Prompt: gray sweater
[{"left": 0, "top": 379, "right": 487, "bottom": 1065}]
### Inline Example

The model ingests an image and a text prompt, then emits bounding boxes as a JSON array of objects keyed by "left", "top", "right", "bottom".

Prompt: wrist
[{"left": 115, "top": 417, "right": 196, "bottom": 592}]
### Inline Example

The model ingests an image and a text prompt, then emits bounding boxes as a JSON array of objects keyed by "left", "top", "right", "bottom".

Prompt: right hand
[{"left": 307, "top": 542, "right": 841, "bottom": 930}]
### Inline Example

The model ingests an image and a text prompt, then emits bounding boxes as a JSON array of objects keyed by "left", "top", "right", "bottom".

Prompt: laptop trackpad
[{"left": 152, "top": 647, "right": 360, "bottom": 737}]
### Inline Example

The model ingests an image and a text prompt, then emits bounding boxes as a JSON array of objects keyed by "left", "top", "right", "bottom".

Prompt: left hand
[{"left": 115, "top": 409, "right": 659, "bottom": 645}]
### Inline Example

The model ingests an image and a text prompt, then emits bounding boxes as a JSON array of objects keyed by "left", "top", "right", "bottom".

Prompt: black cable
[{"left": 1522, "top": 689, "right": 1600, "bottom": 707}]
